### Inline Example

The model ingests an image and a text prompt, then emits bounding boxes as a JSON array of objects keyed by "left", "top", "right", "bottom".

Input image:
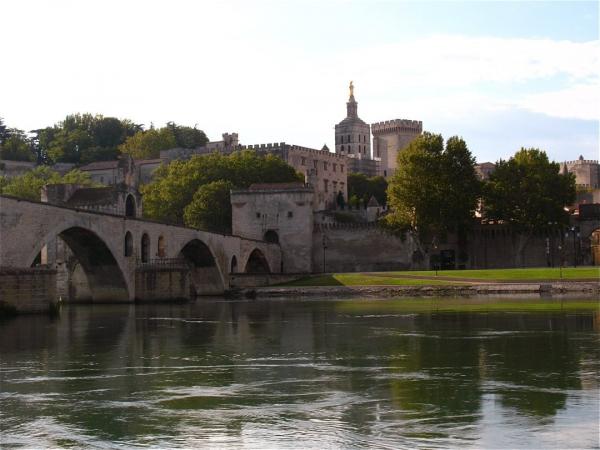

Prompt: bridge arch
[
  {"left": 177, "top": 239, "right": 224, "bottom": 296},
  {"left": 244, "top": 248, "right": 271, "bottom": 273},
  {"left": 37, "top": 226, "right": 130, "bottom": 302}
]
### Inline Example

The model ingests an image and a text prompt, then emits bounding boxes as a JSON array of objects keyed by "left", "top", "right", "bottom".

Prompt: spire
[{"left": 346, "top": 80, "right": 358, "bottom": 118}]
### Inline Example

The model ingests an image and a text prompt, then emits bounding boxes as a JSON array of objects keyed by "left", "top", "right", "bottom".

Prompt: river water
[{"left": 0, "top": 298, "right": 599, "bottom": 449}]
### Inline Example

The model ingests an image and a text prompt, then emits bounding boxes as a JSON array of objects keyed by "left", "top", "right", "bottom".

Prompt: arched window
[
  {"left": 125, "top": 194, "right": 136, "bottom": 218},
  {"left": 124, "top": 231, "right": 133, "bottom": 257},
  {"left": 231, "top": 256, "right": 238, "bottom": 273},
  {"left": 157, "top": 235, "right": 166, "bottom": 258},
  {"left": 141, "top": 233, "right": 150, "bottom": 263},
  {"left": 264, "top": 230, "right": 279, "bottom": 244}
]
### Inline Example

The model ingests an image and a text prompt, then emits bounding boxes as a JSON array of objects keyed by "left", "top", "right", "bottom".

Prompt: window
[
  {"left": 323, "top": 161, "right": 328, "bottom": 171},
  {"left": 341, "top": 165, "right": 344, "bottom": 173},
  {"left": 348, "top": 135, "right": 351, "bottom": 142},
  {"left": 333, "top": 181, "right": 338, "bottom": 192},
  {"left": 157, "top": 236, "right": 166, "bottom": 258},
  {"left": 324, "top": 179, "right": 329, "bottom": 192},
  {"left": 301, "top": 157, "right": 306, "bottom": 165},
  {"left": 341, "top": 145, "right": 344, "bottom": 152},
  {"left": 141, "top": 233, "right": 150, "bottom": 263},
  {"left": 341, "top": 135, "right": 344, "bottom": 144},
  {"left": 256, "top": 212, "right": 261, "bottom": 219},
  {"left": 287, "top": 211, "right": 293, "bottom": 218},
  {"left": 333, "top": 163, "right": 337, "bottom": 172},
  {"left": 124, "top": 232, "right": 133, "bottom": 257},
  {"left": 313, "top": 160, "right": 318, "bottom": 169}
]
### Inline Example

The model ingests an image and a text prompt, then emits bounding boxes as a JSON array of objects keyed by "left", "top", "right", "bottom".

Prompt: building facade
[
  {"left": 334, "top": 82, "right": 378, "bottom": 177},
  {"left": 563, "top": 156, "right": 600, "bottom": 189},
  {"left": 237, "top": 142, "right": 348, "bottom": 211},
  {"left": 231, "top": 183, "right": 314, "bottom": 273},
  {"left": 371, "top": 119, "right": 422, "bottom": 178}
]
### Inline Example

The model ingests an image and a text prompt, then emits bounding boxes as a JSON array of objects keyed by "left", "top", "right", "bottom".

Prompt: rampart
[
  {"left": 371, "top": 119, "right": 423, "bottom": 135},
  {"left": 0, "top": 267, "right": 57, "bottom": 313}
]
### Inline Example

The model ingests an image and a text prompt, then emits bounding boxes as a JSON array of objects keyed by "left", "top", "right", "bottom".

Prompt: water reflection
[{"left": 0, "top": 299, "right": 598, "bottom": 448}]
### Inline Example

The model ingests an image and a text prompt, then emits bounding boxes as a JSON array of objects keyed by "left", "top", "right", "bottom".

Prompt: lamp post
[
  {"left": 566, "top": 226, "right": 580, "bottom": 268},
  {"left": 322, "top": 234, "right": 327, "bottom": 273},
  {"left": 557, "top": 244, "right": 563, "bottom": 279}
]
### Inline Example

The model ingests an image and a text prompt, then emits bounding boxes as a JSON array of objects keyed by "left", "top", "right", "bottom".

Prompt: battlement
[
  {"left": 371, "top": 119, "right": 423, "bottom": 135},
  {"left": 564, "top": 159, "right": 599, "bottom": 166},
  {"left": 239, "top": 143, "right": 348, "bottom": 161}
]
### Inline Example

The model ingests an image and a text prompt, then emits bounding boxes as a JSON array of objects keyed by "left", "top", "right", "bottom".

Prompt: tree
[
  {"left": 482, "top": 148, "right": 575, "bottom": 266},
  {"left": 119, "top": 128, "right": 177, "bottom": 159},
  {"left": 0, "top": 132, "right": 35, "bottom": 161},
  {"left": 386, "top": 133, "right": 481, "bottom": 247},
  {"left": 347, "top": 173, "right": 388, "bottom": 207},
  {"left": 0, "top": 118, "right": 10, "bottom": 145},
  {"left": 1, "top": 167, "right": 94, "bottom": 201},
  {"left": 184, "top": 180, "right": 234, "bottom": 232},
  {"left": 34, "top": 114, "right": 143, "bottom": 164},
  {"left": 166, "top": 122, "right": 209, "bottom": 149},
  {"left": 141, "top": 151, "right": 303, "bottom": 229}
]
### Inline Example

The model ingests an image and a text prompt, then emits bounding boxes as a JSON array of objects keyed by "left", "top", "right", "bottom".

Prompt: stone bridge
[{"left": 0, "top": 196, "right": 281, "bottom": 302}]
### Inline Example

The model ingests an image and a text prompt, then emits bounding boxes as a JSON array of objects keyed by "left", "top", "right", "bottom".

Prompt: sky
[{"left": 1, "top": 0, "right": 598, "bottom": 163}]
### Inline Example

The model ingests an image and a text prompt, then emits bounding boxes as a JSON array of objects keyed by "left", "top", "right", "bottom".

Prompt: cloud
[{"left": 516, "top": 82, "right": 600, "bottom": 121}]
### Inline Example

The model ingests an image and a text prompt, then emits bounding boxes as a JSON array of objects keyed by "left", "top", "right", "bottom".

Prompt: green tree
[
  {"left": 386, "top": 133, "right": 481, "bottom": 247},
  {"left": 119, "top": 128, "right": 177, "bottom": 159},
  {"left": 167, "top": 122, "right": 209, "bottom": 149},
  {"left": 34, "top": 114, "right": 142, "bottom": 164},
  {"left": 184, "top": 180, "right": 234, "bottom": 232},
  {"left": 0, "top": 133, "right": 35, "bottom": 161},
  {"left": 348, "top": 173, "right": 388, "bottom": 207},
  {"left": 1, "top": 167, "right": 94, "bottom": 201},
  {"left": 0, "top": 118, "right": 10, "bottom": 145},
  {"left": 142, "top": 151, "right": 302, "bottom": 229},
  {"left": 482, "top": 148, "right": 575, "bottom": 266}
]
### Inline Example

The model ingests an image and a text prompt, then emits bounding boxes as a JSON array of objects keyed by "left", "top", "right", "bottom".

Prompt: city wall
[
  {"left": 312, "top": 223, "right": 422, "bottom": 272},
  {"left": 0, "top": 267, "right": 57, "bottom": 313}
]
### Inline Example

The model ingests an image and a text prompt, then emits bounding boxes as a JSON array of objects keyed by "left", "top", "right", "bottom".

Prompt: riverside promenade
[{"left": 252, "top": 268, "right": 600, "bottom": 299}]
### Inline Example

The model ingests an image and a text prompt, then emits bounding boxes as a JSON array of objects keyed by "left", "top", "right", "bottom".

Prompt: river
[{"left": 1, "top": 298, "right": 599, "bottom": 449}]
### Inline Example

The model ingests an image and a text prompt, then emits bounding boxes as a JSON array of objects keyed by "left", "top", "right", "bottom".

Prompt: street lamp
[
  {"left": 565, "top": 226, "right": 581, "bottom": 268},
  {"left": 322, "top": 234, "right": 328, "bottom": 273}
]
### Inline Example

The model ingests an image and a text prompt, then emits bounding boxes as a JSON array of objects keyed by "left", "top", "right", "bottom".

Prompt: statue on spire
[{"left": 349, "top": 80, "right": 354, "bottom": 98}]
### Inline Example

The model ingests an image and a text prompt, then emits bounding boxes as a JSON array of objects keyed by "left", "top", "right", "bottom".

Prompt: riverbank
[{"left": 253, "top": 280, "right": 600, "bottom": 299}]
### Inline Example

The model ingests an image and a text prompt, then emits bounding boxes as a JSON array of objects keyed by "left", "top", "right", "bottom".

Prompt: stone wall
[
  {"left": 371, "top": 119, "right": 422, "bottom": 178},
  {"left": 135, "top": 266, "right": 190, "bottom": 302},
  {"left": 0, "top": 267, "right": 57, "bottom": 313},
  {"left": 231, "top": 186, "right": 314, "bottom": 273},
  {"left": 312, "top": 224, "right": 422, "bottom": 272}
]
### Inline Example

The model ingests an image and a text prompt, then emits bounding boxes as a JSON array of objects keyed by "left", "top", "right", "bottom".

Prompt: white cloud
[{"left": 516, "top": 82, "right": 600, "bottom": 121}]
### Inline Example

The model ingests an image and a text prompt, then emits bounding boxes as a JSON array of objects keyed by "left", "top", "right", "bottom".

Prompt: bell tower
[{"left": 334, "top": 81, "right": 372, "bottom": 162}]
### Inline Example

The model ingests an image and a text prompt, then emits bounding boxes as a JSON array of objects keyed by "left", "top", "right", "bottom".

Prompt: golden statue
[{"left": 349, "top": 81, "right": 354, "bottom": 98}]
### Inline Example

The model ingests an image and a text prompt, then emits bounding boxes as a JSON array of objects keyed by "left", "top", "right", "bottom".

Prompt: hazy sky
[{"left": 1, "top": 0, "right": 598, "bottom": 163}]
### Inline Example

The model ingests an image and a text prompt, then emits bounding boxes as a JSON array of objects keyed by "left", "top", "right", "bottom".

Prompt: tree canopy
[
  {"left": 34, "top": 113, "right": 142, "bottom": 164},
  {"left": 347, "top": 173, "right": 388, "bottom": 207},
  {"left": 385, "top": 133, "right": 481, "bottom": 242},
  {"left": 0, "top": 167, "right": 95, "bottom": 201},
  {"left": 141, "top": 151, "right": 303, "bottom": 232},
  {"left": 3, "top": 114, "right": 209, "bottom": 165},
  {"left": 119, "top": 128, "right": 177, "bottom": 160},
  {"left": 482, "top": 148, "right": 575, "bottom": 264}
]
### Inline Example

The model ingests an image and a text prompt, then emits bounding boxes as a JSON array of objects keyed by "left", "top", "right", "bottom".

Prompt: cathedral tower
[{"left": 334, "top": 81, "right": 371, "bottom": 161}]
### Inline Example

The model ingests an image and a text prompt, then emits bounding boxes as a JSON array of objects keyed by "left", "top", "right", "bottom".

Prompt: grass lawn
[
  {"left": 381, "top": 267, "right": 600, "bottom": 281},
  {"left": 335, "top": 298, "right": 600, "bottom": 314},
  {"left": 281, "top": 267, "right": 599, "bottom": 287},
  {"left": 283, "top": 273, "right": 468, "bottom": 286}
]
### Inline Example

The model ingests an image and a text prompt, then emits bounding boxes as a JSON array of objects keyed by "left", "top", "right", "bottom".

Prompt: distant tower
[
  {"left": 371, "top": 119, "right": 422, "bottom": 178},
  {"left": 334, "top": 81, "right": 371, "bottom": 160}
]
